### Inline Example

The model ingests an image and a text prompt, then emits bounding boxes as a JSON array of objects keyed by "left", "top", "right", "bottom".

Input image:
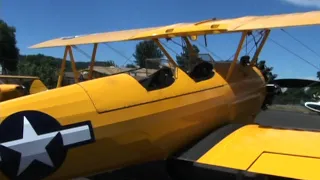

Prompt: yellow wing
[
  {"left": 168, "top": 123, "right": 320, "bottom": 179},
  {"left": 29, "top": 25, "right": 174, "bottom": 49},
  {"left": 132, "top": 10, "right": 320, "bottom": 39},
  {"left": 30, "top": 11, "right": 320, "bottom": 49}
]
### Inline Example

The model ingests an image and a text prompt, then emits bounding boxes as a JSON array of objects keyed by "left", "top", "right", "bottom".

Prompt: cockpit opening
[
  {"left": 178, "top": 53, "right": 215, "bottom": 82},
  {"left": 131, "top": 58, "right": 175, "bottom": 91}
]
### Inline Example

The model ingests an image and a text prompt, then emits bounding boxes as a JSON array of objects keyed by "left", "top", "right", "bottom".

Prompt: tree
[
  {"left": 317, "top": 71, "right": 320, "bottom": 80},
  {"left": 0, "top": 19, "right": 20, "bottom": 74},
  {"left": 133, "top": 40, "right": 163, "bottom": 68},
  {"left": 125, "top": 63, "right": 136, "bottom": 68},
  {"left": 17, "top": 54, "right": 58, "bottom": 89},
  {"left": 105, "top": 60, "right": 116, "bottom": 67},
  {"left": 176, "top": 44, "right": 200, "bottom": 71}
]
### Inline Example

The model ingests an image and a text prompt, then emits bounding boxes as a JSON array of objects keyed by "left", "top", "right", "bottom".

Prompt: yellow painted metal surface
[
  {"left": 0, "top": 79, "right": 47, "bottom": 101},
  {"left": 57, "top": 47, "right": 68, "bottom": 87},
  {"left": 0, "top": 84, "right": 23, "bottom": 102},
  {"left": 29, "top": 79, "right": 48, "bottom": 94},
  {"left": 80, "top": 68, "right": 226, "bottom": 113},
  {"left": 132, "top": 10, "right": 320, "bottom": 39},
  {"left": 0, "top": 84, "right": 20, "bottom": 92},
  {"left": 30, "top": 26, "right": 166, "bottom": 49},
  {"left": 0, "top": 62, "right": 265, "bottom": 179},
  {"left": 197, "top": 124, "right": 320, "bottom": 179},
  {"left": 30, "top": 11, "right": 320, "bottom": 49},
  {"left": 249, "top": 152, "right": 320, "bottom": 180}
]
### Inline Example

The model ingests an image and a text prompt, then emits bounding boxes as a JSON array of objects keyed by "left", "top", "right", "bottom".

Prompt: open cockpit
[
  {"left": 67, "top": 49, "right": 218, "bottom": 92},
  {"left": 134, "top": 54, "right": 216, "bottom": 91}
]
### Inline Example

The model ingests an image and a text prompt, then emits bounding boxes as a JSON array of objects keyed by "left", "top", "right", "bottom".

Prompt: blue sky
[{"left": 2, "top": 0, "right": 320, "bottom": 79}]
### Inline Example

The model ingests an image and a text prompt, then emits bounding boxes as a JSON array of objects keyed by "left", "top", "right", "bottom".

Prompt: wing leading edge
[
  {"left": 30, "top": 11, "right": 320, "bottom": 49},
  {"left": 167, "top": 123, "right": 320, "bottom": 180}
]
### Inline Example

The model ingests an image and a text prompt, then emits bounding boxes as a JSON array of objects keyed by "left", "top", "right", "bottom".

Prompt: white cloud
[{"left": 282, "top": 0, "right": 320, "bottom": 8}]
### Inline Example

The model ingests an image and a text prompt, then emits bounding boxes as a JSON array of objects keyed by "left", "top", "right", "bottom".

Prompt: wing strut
[
  {"left": 182, "top": 36, "right": 197, "bottom": 73},
  {"left": 56, "top": 46, "right": 80, "bottom": 88},
  {"left": 153, "top": 39, "right": 178, "bottom": 68},
  {"left": 57, "top": 46, "right": 69, "bottom": 88},
  {"left": 69, "top": 46, "right": 79, "bottom": 83},
  {"left": 88, "top": 43, "right": 98, "bottom": 80},
  {"left": 226, "top": 31, "right": 248, "bottom": 80}
]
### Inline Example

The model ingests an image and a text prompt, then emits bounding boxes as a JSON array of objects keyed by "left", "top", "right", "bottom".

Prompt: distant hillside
[{"left": 19, "top": 54, "right": 115, "bottom": 71}]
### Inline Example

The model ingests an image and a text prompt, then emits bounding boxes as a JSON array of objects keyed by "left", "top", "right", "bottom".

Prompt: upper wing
[
  {"left": 167, "top": 123, "right": 320, "bottom": 180},
  {"left": 132, "top": 11, "right": 320, "bottom": 40},
  {"left": 228, "top": 10, "right": 320, "bottom": 31},
  {"left": 29, "top": 25, "right": 173, "bottom": 49},
  {"left": 30, "top": 10, "right": 320, "bottom": 49}
]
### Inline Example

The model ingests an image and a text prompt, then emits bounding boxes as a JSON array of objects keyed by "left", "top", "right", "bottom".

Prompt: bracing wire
[
  {"left": 102, "top": 43, "right": 135, "bottom": 67},
  {"left": 72, "top": 46, "right": 92, "bottom": 59},
  {"left": 227, "top": 31, "right": 261, "bottom": 60},
  {"left": 161, "top": 40, "right": 180, "bottom": 56},
  {"left": 193, "top": 41, "right": 224, "bottom": 60},
  {"left": 72, "top": 44, "right": 136, "bottom": 68},
  {"left": 168, "top": 37, "right": 224, "bottom": 60},
  {"left": 170, "top": 39, "right": 183, "bottom": 48},
  {"left": 247, "top": 32, "right": 264, "bottom": 56}
]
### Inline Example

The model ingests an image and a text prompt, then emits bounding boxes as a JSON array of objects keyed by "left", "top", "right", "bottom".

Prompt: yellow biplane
[
  {"left": 0, "top": 10, "right": 319, "bottom": 180},
  {"left": 0, "top": 75, "right": 47, "bottom": 102}
]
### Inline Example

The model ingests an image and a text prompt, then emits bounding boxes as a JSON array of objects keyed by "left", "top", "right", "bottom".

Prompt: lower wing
[{"left": 167, "top": 123, "right": 320, "bottom": 180}]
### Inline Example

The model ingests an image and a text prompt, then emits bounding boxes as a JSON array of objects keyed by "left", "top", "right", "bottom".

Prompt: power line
[
  {"left": 281, "top": 29, "right": 320, "bottom": 60},
  {"left": 269, "top": 37, "right": 320, "bottom": 71}
]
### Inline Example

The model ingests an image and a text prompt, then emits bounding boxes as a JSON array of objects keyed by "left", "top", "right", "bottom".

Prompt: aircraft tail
[{"left": 29, "top": 79, "right": 48, "bottom": 94}]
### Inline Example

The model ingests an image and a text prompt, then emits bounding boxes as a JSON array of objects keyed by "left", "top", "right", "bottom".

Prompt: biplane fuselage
[{"left": 0, "top": 61, "right": 265, "bottom": 179}]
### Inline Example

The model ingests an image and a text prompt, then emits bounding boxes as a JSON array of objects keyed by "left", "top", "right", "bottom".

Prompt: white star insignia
[
  {"left": 0, "top": 115, "right": 93, "bottom": 177},
  {"left": 1, "top": 116, "right": 57, "bottom": 175}
]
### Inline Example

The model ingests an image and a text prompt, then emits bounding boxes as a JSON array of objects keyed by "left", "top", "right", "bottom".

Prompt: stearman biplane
[{"left": 0, "top": 10, "right": 320, "bottom": 180}]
